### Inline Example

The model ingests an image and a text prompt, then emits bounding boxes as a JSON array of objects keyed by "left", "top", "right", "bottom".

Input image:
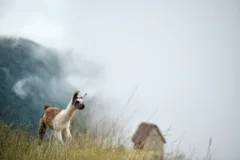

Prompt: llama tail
[
  {"left": 38, "top": 117, "right": 47, "bottom": 145},
  {"left": 44, "top": 104, "right": 51, "bottom": 110}
]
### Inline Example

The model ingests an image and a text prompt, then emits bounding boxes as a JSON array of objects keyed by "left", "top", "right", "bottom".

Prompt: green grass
[
  {"left": 0, "top": 120, "right": 215, "bottom": 160},
  {"left": 0, "top": 121, "right": 161, "bottom": 160}
]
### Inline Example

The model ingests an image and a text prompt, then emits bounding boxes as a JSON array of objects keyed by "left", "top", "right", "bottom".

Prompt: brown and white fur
[{"left": 38, "top": 91, "right": 87, "bottom": 145}]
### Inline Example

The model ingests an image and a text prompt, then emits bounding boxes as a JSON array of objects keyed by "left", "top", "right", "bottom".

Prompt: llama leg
[
  {"left": 56, "top": 130, "right": 64, "bottom": 144},
  {"left": 49, "top": 131, "right": 54, "bottom": 144},
  {"left": 62, "top": 128, "right": 72, "bottom": 145},
  {"left": 52, "top": 130, "right": 63, "bottom": 145},
  {"left": 62, "top": 129, "right": 67, "bottom": 143},
  {"left": 50, "top": 130, "right": 57, "bottom": 145}
]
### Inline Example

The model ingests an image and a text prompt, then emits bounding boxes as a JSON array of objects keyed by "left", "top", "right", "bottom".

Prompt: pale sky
[{"left": 0, "top": 0, "right": 239, "bottom": 159}]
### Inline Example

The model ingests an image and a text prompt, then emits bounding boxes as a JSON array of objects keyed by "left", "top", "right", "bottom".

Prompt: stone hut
[{"left": 132, "top": 122, "right": 166, "bottom": 160}]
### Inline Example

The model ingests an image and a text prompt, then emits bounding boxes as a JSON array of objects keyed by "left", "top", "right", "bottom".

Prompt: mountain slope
[{"left": 0, "top": 36, "right": 86, "bottom": 133}]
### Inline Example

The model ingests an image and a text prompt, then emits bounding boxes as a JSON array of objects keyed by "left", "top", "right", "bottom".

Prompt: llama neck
[{"left": 64, "top": 101, "right": 77, "bottom": 121}]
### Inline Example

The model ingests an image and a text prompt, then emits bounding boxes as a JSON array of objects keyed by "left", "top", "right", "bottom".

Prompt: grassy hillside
[
  {"left": 0, "top": 121, "right": 215, "bottom": 160},
  {"left": 0, "top": 121, "right": 162, "bottom": 160}
]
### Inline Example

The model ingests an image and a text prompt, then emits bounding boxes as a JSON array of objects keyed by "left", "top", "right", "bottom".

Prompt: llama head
[{"left": 71, "top": 91, "right": 87, "bottom": 110}]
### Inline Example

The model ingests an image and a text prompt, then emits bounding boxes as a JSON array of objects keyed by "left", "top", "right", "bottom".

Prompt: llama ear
[
  {"left": 72, "top": 91, "right": 79, "bottom": 101},
  {"left": 83, "top": 93, "right": 87, "bottom": 97}
]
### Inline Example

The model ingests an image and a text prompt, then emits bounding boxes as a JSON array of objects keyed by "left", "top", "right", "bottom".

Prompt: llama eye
[{"left": 75, "top": 101, "right": 80, "bottom": 104}]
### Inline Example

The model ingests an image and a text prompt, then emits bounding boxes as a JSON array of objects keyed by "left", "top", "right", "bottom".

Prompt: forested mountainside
[{"left": 0, "top": 36, "right": 88, "bottom": 134}]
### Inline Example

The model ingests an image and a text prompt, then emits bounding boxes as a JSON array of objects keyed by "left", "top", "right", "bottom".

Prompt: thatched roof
[{"left": 132, "top": 122, "right": 166, "bottom": 144}]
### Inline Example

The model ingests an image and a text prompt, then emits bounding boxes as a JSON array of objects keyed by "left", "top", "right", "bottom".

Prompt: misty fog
[{"left": 0, "top": 0, "right": 239, "bottom": 159}]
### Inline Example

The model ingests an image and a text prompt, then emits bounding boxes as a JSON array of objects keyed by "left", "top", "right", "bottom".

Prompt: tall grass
[
  {"left": 0, "top": 120, "right": 215, "bottom": 160},
  {"left": 0, "top": 121, "right": 162, "bottom": 160}
]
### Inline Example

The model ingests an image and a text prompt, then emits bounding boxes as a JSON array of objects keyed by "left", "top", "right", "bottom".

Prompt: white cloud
[{"left": 12, "top": 76, "right": 41, "bottom": 99}]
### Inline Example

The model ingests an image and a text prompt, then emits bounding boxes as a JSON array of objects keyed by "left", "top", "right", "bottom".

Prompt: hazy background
[{"left": 0, "top": 0, "right": 239, "bottom": 159}]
